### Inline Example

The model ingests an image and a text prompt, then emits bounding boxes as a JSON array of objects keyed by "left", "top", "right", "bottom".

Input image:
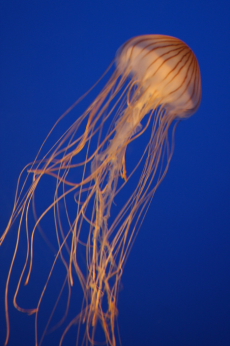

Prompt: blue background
[{"left": 1, "top": 1, "right": 230, "bottom": 345}]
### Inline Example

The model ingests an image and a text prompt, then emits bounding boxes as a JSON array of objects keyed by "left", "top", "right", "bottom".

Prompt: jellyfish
[{"left": 1, "top": 35, "right": 201, "bottom": 346}]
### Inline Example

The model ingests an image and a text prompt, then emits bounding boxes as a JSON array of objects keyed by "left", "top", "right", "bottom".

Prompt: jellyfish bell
[
  {"left": 1, "top": 35, "right": 201, "bottom": 346},
  {"left": 117, "top": 35, "right": 201, "bottom": 118}
]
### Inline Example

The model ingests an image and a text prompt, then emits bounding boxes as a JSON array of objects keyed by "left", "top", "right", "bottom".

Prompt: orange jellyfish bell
[
  {"left": 117, "top": 35, "right": 202, "bottom": 117},
  {"left": 1, "top": 35, "right": 201, "bottom": 346}
]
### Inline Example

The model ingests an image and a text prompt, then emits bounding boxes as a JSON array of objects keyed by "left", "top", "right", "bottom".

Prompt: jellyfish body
[{"left": 1, "top": 35, "right": 201, "bottom": 346}]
